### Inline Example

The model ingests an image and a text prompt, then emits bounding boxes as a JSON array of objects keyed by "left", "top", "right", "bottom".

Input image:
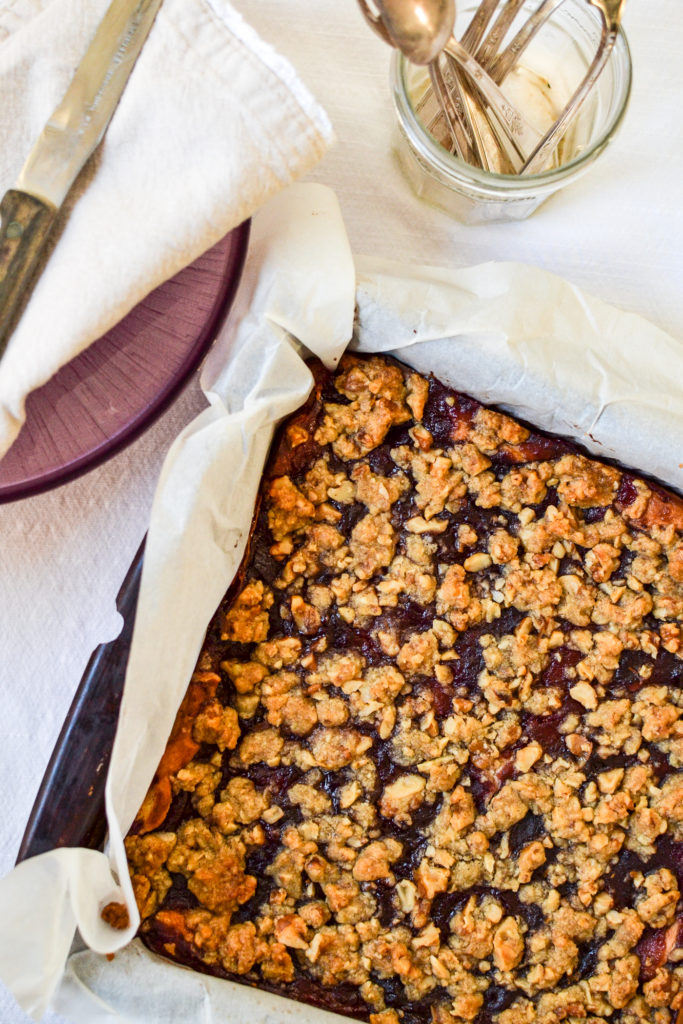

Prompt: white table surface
[{"left": 1, "top": 1, "right": 681, "bottom": 1021}]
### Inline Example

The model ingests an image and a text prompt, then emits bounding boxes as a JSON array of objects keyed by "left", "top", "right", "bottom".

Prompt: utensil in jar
[
  {"left": 443, "top": 35, "right": 543, "bottom": 162},
  {"left": 521, "top": 0, "right": 626, "bottom": 172},
  {"left": 488, "top": 0, "right": 568, "bottom": 83},
  {"left": 357, "top": 0, "right": 542, "bottom": 167},
  {"left": 356, "top": 0, "right": 456, "bottom": 64},
  {"left": 0, "top": 0, "right": 164, "bottom": 357}
]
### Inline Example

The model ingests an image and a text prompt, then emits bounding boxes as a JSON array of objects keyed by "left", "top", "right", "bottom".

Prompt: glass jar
[{"left": 391, "top": 0, "right": 632, "bottom": 224}]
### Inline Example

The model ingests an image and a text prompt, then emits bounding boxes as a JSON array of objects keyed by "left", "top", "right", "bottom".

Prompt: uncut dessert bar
[{"left": 116, "top": 354, "right": 683, "bottom": 1023}]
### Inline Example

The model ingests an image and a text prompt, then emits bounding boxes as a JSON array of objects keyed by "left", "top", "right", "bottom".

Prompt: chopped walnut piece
[
  {"left": 350, "top": 513, "right": 397, "bottom": 580},
  {"left": 555, "top": 453, "right": 620, "bottom": 507},
  {"left": 484, "top": 783, "right": 529, "bottom": 833},
  {"left": 238, "top": 728, "right": 284, "bottom": 767},
  {"left": 493, "top": 916, "right": 525, "bottom": 972},
  {"left": 167, "top": 821, "right": 256, "bottom": 915},
  {"left": 557, "top": 574, "right": 598, "bottom": 627},
  {"left": 192, "top": 700, "right": 240, "bottom": 751},
  {"left": 514, "top": 742, "right": 543, "bottom": 773},
  {"left": 274, "top": 914, "right": 309, "bottom": 950},
  {"left": 636, "top": 868, "right": 680, "bottom": 927},
  {"left": 309, "top": 728, "right": 372, "bottom": 770},
  {"left": 101, "top": 902, "right": 130, "bottom": 930},
  {"left": 353, "top": 839, "right": 403, "bottom": 881},
  {"left": 569, "top": 681, "right": 598, "bottom": 710},
  {"left": 584, "top": 542, "right": 621, "bottom": 582},
  {"left": 488, "top": 529, "right": 519, "bottom": 565},
  {"left": 414, "top": 860, "right": 449, "bottom": 899},
  {"left": 222, "top": 580, "right": 273, "bottom": 643},
  {"left": 431, "top": 786, "right": 476, "bottom": 847},
  {"left": 470, "top": 407, "right": 530, "bottom": 452},
  {"left": 406, "top": 373, "right": 430, "bottom": 421},
  {"left": 380, "top": 774, "right": 426, "bottom": 824},
  {"left": 267, "top": 476, "right": 315, "bottom": 541},
  {"left": 565, "top": 732, "right": 593, "bottom": 759},
  {"left": 397, "top": 630, "right": 440, "bottom": 677},
  {"left": 517, "top": 841, "right": 546, "bottom": 883}
]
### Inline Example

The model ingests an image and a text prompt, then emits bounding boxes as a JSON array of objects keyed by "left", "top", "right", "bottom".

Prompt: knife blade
[{"left": 0, "top": 0, "right": 163, "bottom": 357}]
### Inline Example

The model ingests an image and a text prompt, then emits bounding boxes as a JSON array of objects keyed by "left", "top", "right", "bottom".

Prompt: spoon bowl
[{"left": 357, "top": 0, "right": 455, "bottom": 64}]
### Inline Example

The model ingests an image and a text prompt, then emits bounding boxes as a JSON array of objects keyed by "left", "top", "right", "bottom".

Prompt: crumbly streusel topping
[{"left": 126, "top": 355, "right": 683, "bottom": 1024}]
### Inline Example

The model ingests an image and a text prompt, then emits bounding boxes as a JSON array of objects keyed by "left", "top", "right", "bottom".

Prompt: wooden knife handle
[{"left": 0, "top": 189, "right": 57, "bottom": 358}]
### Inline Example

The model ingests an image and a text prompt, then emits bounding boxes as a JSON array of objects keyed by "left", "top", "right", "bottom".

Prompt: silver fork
[
  {"left": 474, "top": 0, "right": 527, "bottom": 67},
  {"left": 488, "top": 0, "right": 568, "bottom": 83},
  {"left": 441, "top": 0, "right": 559, "bottom": 168},
  {"left": 434, "top": 52, "right": 518, "bottom": 170},
  {"left": 447, "top": 0, "right": 624, "bottom": 172},
  {"left": 521, "top": 0, "right": 626, "bottom": 172},
  {"left": 447, "top": 0, "right": 530, "bottom": 168},
  {"left": 443, "top": 35, "right": 543, "bottom": 163}
]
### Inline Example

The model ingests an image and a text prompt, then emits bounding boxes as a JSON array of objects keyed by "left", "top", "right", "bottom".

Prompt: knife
[{"left": 0, "top": 0, "right": 163, "bottom": 358}]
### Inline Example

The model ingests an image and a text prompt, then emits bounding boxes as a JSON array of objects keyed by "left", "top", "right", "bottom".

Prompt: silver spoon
[
  {"left": 357, "top": 0, "right": 542, "bottom": 165},
  {"left": 357, "top": 0, "right": 456, "bottom": 65},
  {"left": 358, "top": 0, "right": 515, "bottom": 167}
]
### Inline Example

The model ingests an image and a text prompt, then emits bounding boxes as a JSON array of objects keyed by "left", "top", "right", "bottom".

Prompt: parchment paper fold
[{"left": 0, "top": 182, "right": 681, "bottom": 1022}]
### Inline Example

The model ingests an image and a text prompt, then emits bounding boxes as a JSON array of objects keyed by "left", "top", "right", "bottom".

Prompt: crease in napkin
[
  {"left": 1, "top": 180, "right": 682, "bottom": 1023},
  {"left": 0, "top": 0, "right": 334, "bottom": 459}
]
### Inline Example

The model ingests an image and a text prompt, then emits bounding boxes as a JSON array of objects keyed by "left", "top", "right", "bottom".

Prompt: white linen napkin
[{"left": 0, "top": 0, "right": 334, "bottom": 459}]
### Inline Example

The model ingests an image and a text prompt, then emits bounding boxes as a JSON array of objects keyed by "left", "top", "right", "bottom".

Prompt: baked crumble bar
[{"left": 123, "top": 354, "right": 683, "bottom": 1023}]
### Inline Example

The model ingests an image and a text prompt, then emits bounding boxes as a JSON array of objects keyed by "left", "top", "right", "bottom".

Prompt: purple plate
[{"left": 0, "top": 220, "right": 250, "bottom": 502}]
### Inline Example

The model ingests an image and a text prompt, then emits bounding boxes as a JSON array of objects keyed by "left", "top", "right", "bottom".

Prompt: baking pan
[{"left": 16, "top": 539, "right": 145, "bottom": 861}]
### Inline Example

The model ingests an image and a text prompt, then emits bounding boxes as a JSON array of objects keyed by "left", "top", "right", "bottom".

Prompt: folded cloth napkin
[{"left": 0, "top": 0, "right": 334, "bottom": 459}]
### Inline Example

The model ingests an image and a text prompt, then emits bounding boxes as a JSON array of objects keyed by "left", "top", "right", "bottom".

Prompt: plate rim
[{"left": 0, "top": 219, "right": 251, "bottom": 504}]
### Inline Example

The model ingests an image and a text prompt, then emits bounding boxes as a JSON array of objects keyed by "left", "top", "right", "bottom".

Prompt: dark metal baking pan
[{"left": 16, "top": 539, "right": 145, "bottom": 861}]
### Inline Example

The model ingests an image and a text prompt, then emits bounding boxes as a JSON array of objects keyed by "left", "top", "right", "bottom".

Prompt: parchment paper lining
[{"left": 0, "top": 181, "right": 681, "bottom": 1023}]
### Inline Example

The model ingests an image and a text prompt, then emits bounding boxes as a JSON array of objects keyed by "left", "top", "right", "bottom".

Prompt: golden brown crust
[
  {"left": 134, "top": 671, "right": 221, "bottom": 835},
  {"left": 124, "top": 354, "right": 683, "bottom": 1024}
]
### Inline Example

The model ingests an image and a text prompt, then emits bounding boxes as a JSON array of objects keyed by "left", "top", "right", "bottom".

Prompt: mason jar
[{"left": 391, "top": 0, "right": 632, "bottom": 224}]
